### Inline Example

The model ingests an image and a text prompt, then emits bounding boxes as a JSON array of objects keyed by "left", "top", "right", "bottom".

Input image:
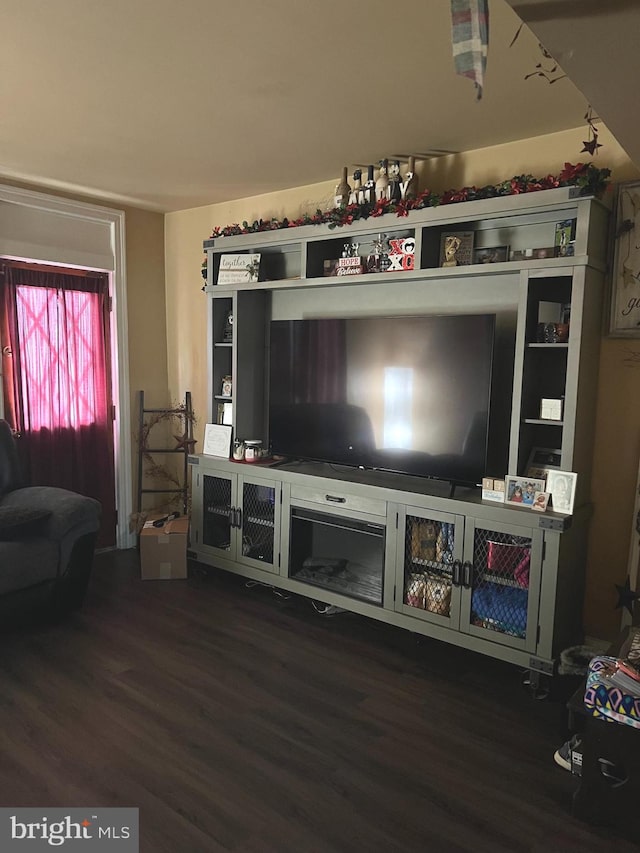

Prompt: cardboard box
[{"left": 140, "top": 515, "right": 189, "bottom": 579}]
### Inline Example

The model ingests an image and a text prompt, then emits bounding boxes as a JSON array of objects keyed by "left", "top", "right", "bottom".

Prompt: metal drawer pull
[
  {"left": 598, "top": 758, "right": 628, "bottom": 787},
  {"left": 325, "top": 495, "right": 346, "bottom": 503}
]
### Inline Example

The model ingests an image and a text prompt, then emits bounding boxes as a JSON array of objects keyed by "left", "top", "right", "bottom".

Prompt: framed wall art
[{"left": 609, "top": 180, "right": 640, "bottom": 336}]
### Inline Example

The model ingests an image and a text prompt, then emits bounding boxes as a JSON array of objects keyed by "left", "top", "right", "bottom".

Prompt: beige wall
[{"left": 165, "top": 124, "right": 640, "bottom": 641}]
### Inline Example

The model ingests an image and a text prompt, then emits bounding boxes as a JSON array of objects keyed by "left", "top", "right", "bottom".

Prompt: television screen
[{"left": 268, "top": 314, "right": 496, "bottom": 486}]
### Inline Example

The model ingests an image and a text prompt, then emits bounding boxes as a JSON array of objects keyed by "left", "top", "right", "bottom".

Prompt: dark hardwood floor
[{"left": 0, "top": 551, "right": 633, "bottom": 852}]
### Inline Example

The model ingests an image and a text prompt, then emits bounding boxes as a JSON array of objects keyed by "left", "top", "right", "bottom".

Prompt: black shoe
[{"left": 554, "top": 734, "right": 581, "bottom": 771}]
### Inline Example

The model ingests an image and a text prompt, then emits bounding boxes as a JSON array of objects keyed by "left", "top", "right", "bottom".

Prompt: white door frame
[{"left": 0, "top": 183, "right": 133, "bottom": 549}]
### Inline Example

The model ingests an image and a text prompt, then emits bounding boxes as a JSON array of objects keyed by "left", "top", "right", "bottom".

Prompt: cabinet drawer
[{"left": 290, "top": 484, "right": 386, "bottom": 517}]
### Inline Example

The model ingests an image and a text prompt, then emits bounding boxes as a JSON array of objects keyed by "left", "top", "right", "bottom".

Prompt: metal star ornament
[
  {"left": 174, "top": 433, "right": 197, "bottom": 452},
  {"left": 581, "top": 138, "right": 602, "bottom": 155},
  {"left": 614, "top": 576, "right": 640, "bottom": 616}
]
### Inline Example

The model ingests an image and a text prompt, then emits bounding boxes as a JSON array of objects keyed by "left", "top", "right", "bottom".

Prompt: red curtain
[{"left": 0, "top": 263, "right": 115, "bottom": 545}]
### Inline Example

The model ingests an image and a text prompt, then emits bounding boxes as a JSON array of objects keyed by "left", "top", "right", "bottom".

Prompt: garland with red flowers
[{"left": 209, "top": 162, "right": 611, "bottom": 239}]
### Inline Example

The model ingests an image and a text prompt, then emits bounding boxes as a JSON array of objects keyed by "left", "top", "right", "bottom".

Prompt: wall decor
[
  {"left": 207, "top": 163, "right": 611, "bottom": 240},
  {"left": 217, "top": 253, "right": 261, "bottom": 285},
  {"left": 610, "top": 180, "right": 640, "bottom": 336}
]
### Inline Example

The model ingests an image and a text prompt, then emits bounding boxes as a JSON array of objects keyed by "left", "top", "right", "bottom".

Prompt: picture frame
[
  {"left": 554, "top": 219, "right": 576, "bottom": 257},
  {"left": 217, "top": 253, "right": 261, "bottom": 285},
  {"left": 504, "top": 475, "right": 547, "bottom": 507},
  {"left": 546, "top": 469, "right": 577, "bottom": 514},
  {"left": 439, "top": 231, "right": 474, "bottom": 267},
  {"left": 526, "top": 447, "right": 562, "bottom": 480},
  {"left": 531, "top": 492, "right": 550, "bottom": 513},
  {"left": 472, "top": 245, "right": 509, "bottom": 265},
  {"left": 609, "top": 180, "right": 640, "bottom": 336}
]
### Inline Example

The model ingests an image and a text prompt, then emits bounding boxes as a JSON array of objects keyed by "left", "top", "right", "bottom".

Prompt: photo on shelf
[
  {"left": 531, "top": 492, "right": 550, "bottom": 512},
  {"left": 504, "top": 475, "right": 547, "bottom": 507},
  {"left": 554, "top": 219, "right": 576, "bottom": 257},
  {"left": 546, "top": 470, "right": 577, "bottom": 514},
  {"left": 439, "top": 231, "right": 474, "bottom": 267},
  {"left": 526, "top": 447, "right": 562, "bottom": 480},
  {"left": 472, "top": 245, "right": 509, "bottom": 265}
]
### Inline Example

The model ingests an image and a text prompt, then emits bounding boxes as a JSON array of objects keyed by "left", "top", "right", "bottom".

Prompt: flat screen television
[{"left": 268, "top": 314, "right": 498, "bottom": 486}]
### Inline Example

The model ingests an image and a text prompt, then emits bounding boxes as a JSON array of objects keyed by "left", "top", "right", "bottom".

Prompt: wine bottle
[{"left": 334, "top": 167, "right": 351, "bottom": 207}]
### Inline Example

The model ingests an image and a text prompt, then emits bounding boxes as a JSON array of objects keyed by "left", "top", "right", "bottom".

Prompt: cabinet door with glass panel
[
  {"left": 459, "top": 518, "right": 543, "bottom": 653},
  {"left": 196, "top": 470, "right": 281, "bottom": 574},
  {"left": 396, "top": 506, "right": 465, "bottom": 630}
]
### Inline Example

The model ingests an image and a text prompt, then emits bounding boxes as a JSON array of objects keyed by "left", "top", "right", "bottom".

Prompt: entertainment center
[{"left": 189, "top": 186, "right": 610, "bottom": 678}]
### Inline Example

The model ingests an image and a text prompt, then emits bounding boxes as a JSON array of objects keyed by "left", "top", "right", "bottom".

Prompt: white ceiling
[{"left": 0, "top": 0, "right": 619, "bottom": 213}]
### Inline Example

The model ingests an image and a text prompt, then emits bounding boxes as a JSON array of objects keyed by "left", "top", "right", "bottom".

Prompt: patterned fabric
[
  {"left": 450, "top": 0, "right": 489, "bottom": 100},
  {"left": 584, "top": 656, "right": 640, "bottom": 730}
]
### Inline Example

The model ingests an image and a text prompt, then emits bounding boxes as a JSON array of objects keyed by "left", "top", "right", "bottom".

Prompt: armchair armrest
[{"left": 0, "top": 486, "right": 101, "bottom": 542}]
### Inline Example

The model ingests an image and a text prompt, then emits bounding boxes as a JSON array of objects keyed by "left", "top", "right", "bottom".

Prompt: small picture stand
[
  {"left": 546, "top": 470, "right": 577, "bottom": 514},
  {"left": 203, "top": 424, "right": 232, "bottom": 458}
]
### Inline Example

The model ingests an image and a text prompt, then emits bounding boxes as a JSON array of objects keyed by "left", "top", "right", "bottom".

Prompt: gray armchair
[{"left": 0, "top": 419, "right": 101, "bottom": 617}]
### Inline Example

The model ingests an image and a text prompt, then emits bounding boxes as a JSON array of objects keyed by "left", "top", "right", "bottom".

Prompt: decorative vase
[{"left": 334, "top": 167, "right": 351, "bottom": 207}]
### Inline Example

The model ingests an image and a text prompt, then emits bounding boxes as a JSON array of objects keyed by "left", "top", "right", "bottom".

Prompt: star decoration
[
  {"left": 581, "top": 138, "right": 602, "bottom": 155},
  {"left": 614, "top": 576, "right": 640, "bottom": 616},
  {"left": 622, "top": 265, "right": 638, "bottom": 288},
  {"left": 174, "top": 433, "right": 197, "bottom": 452}
]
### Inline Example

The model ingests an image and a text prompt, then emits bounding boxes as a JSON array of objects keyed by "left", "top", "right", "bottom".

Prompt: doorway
[
  {"left": 0, "top": 183, "right": 132, "bottom": 549},
  {"left": 0, "top": 260, "right": 117, "bottom": 547}
]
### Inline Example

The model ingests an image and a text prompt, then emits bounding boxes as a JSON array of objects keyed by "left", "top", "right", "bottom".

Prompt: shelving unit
[{"left": 190, "top": 187, "right": 610, "bottom": 677}]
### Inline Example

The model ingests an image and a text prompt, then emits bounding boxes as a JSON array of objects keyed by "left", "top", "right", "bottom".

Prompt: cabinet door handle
[
  {"left": 452, "top": 560, "right": 461, "bottom": 586},
  {"left": 228, "top": 507, "right": 236, "bottom": 527},
  {"left": 325, "top": 495, "right": 346, "bottom": 503},
  {"left": 598, "top": 758, "right": 628, "bottom": 787},
  {"left": 463, "top": 561, "right": 473, "bottom": 588},
  {"left": 236, "top": 507, "right": 243, "bottom": 529}
]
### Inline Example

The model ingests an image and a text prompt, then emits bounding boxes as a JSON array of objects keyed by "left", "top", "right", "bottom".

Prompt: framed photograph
[
  {"left": 505, "top": 475, "right": 547, "bottom": 507},
  {"left": 472, "top": 245, "right": 509, "bottom": 265},
  {"left": 531, "top": 492, "right": 550, "bottom": 512},
  {"left": 546, "top": 470, "right": 577, "bottom": 514},
  {"left": 554, "top": 219, "right": 576, "bottom": 257},
  {"left": 609, "top": 180, "right": 640, "bottom": 336},
  {"left": 439, "top": 231, "right": 474, "bottom": 267},
  {"left": 526, "top": 447, "right": 562, "bottom": 480}
]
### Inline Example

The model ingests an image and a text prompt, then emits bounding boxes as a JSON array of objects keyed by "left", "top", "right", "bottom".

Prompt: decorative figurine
[
  {"left": 222, "top": 309, "right": 233, "bottom": 342},
  {"left": 442, "top": 235, "right": 462, "bottom": 267},
  {"left": 375, "top": 159, "right": 389, "bottom": 201},
  {"left": 388, "top": 160, "right": 402, "bottom": 203},
  {"left": 334, "top": 166, "right": 351, "bottom": 207},
  {"left": 349, "top": 169, "right": 362, "bottom": 205},
  {"left": 364, "top": 165, "right": 376, "bottom": 204},
  {"left": 401, "top": 156, "right": 419, "bottom": 201}
]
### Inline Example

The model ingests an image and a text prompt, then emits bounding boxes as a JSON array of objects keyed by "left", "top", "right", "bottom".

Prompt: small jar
[
  {"left": 232, "top": 439, "right": 245, "bottom": 461},
  {"left": 244, "top": 440, "right": 262, "bottom": 462}
]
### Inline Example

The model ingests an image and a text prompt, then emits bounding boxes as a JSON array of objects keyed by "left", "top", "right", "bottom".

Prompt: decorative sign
[
  {"left": 610, "top": 181, "right": 640, "bottom": 336},
  {"left": 386, "top": 237, "right": 415, "bottom": 272},
  {"left": 217, "top": 253, "right": 261, "bottom": 285},
  {"left": 203, "top": 423, "right": 232, "bottom": 457}
]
